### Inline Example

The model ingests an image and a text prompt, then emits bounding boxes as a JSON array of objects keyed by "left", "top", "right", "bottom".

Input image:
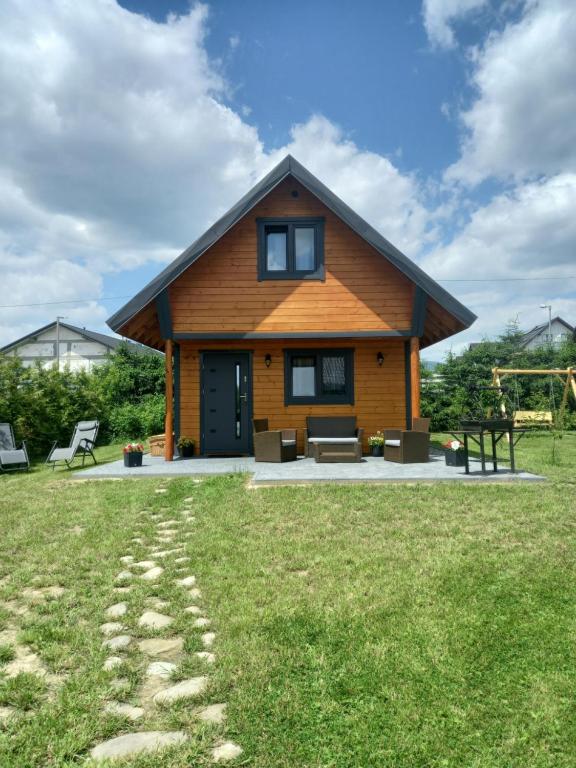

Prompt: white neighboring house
[
  {"left": 0, "top": 321, "right": 161, "bottom": 371},
  {"left": 519, "top": 316, "right": 574, "bottom": 350}
]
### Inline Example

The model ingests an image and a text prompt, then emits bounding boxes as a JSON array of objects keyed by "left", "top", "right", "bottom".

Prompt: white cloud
[
  {"left": 447, "top": 0, "right": 576, "bottom": 184},
  {"left": 0, "top": 0, "right": 434, "bottom": 346},
  {"left": 422, "top": 0, "right": 489, "bottom": 48},
  {"left": 420, "top": 173, "right": 576, "bottom": 358}
]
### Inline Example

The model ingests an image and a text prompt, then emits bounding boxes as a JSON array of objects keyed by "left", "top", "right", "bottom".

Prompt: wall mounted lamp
[
  {"left": 377, "top": 351, "right": 384, "bottom": 367},
  {"left": 265, "top": 354, "right": 272, "bottom": 368}
]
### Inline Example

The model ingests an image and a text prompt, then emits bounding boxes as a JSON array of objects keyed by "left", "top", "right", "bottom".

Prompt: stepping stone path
[
  {"left": 102, "top": 635, "right": 132, "bottom": 651},
  {"left": 138, "top": 611, "right": 173, "bottom": 629},
  {"left": 104, "top": 701, "right": 144, "bottom": 721},
  {"left": 90, "top": 496, "right": 242, "bottom": 764},
  {"left": 106, "top": 603, "right": 127, "bottom": 618},
  {"left": 140, "top": 566, "right": 163, "bottom": 581},
  {"left": 91, "top": 731, "right": 188, "bottom": 761},
  {"left": 153, "top": 676, "right": 208, "bottom": 704},
  {"left": 103, "top": 656, "right": 123, "bottom": 671},
  {"left": 212, "top": 742, "right": 243, "bottom": 763},
  {"left": 198, "top": 703, "right": 227, "bottom": 724}
]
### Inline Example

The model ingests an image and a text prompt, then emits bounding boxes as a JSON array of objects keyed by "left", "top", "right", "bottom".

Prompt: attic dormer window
[{"left": 257, "top": 217, "right": 325, "bottom": 280}]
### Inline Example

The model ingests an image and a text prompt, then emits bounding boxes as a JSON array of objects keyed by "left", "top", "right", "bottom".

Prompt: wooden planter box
[{"left": 149, "top": 434, "right": 167, "bottom": 457}]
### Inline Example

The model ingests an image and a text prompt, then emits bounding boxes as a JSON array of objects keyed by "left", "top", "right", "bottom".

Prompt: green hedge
[{"left": 0, "top": 344, "right": 165, "bottom": 457}]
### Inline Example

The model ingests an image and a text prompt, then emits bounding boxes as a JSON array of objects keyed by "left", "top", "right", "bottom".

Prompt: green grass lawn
[{"left": 0, "top": 435, "right": 575, "bottom": 767}]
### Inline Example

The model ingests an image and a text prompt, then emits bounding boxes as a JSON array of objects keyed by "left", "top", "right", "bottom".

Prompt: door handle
[{"left": 239, "top": 393, "right": 248, "bottom": 402}]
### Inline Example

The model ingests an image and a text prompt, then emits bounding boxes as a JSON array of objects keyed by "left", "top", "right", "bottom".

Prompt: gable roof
[
  {"left": 520, "top": 316, "right": 574, "bottom": 347},
  {"left": 107, "top": 155, "right": 476, "bottom": 334},
  {"left": 1, "top": 321, "right": 162, "bottom": 356}
]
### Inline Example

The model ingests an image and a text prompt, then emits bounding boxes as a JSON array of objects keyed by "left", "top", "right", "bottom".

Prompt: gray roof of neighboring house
[
  {"left": 520, "top": 316, "right": 574, "bottom": 347},
  {"left": 107, "top": 154, "right": 476, "bottom": 333},
  {"left": 0, "top": 321, "right": 163, "bottom": 356}
]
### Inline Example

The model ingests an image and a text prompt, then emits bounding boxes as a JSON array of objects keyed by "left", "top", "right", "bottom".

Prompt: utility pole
[
  {"left": 540, "top": 304, "right": 552, "bottom": 346},
  {"left": 55, "top": 316, "right": 67, "bottom": 370}
]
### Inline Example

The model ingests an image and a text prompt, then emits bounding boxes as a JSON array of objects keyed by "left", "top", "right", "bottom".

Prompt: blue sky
[{"left": 1, "top": 0, "right": 575, "bottom": 359}]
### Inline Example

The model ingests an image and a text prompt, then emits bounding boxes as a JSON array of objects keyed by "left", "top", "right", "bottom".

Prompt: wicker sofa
[
  {"left": 252, "top": 419, "right": 297, "bottom": 462},
  {"left": 304, "top": 416, "right": 363, "bottom": 461},
  {"left": 384, "top": 417, "right": 431, "bottom": 463}
]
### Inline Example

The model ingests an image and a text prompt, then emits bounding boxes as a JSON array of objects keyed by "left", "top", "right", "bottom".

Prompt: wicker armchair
[
  {"left": 252, "top": 419, "right": 297, "bottom": 463},
  {"left": 384, "top": 418, "right": 430, "bottom": 464}
]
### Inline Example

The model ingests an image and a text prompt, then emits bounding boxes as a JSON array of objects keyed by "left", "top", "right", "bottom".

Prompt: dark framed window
[
  {"left": 257, "top": 217, "right": 325, "bottom": 280},
  {"left": 284, "top": 349, "right": 354, "bottom": 405}
]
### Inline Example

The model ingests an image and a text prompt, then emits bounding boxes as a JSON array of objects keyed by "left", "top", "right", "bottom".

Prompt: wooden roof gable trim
[{"left": 107, "top": 155, "right": 476, "bottom": 334}]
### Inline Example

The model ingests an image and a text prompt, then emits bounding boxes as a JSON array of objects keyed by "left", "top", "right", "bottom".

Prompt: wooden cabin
[{"left": 107, "top": 156, "right": 475, "bottom": 458}]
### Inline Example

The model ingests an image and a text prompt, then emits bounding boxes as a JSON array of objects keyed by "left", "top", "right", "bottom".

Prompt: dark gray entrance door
[{"left": 201, "top": 352, "right": 252, "bottom": 455}]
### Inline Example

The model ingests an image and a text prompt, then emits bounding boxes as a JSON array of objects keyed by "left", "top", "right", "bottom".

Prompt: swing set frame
[{"left": 491, "top": 367, "right": 576, "bottom": 425}]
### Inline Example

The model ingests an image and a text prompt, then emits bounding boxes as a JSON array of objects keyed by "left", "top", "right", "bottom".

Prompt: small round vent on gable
[{"left": 291, "top": 190, "right": 299, "bottom": 198}]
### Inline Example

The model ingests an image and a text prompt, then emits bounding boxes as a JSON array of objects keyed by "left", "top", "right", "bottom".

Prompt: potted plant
[
  {"left": 443, "top": 439, "right": 466, "bottom": 467},
  {"left": 368, "top": 431, "right": 385, "bottom": 457},
  {"left": 123, "top": 442, "right": 144, "bottom": 467},
  {"left": 177, "top": 436, "right": 195, "bottom": 459}
]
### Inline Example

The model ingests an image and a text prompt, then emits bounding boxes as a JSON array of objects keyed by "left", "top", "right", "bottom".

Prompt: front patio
[{"left": 75, "top": 451, "right": 542, "bottom": 484}]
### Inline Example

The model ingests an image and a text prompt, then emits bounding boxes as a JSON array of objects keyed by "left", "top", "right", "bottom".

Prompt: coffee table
[{"left": 312, "top": 441, "right": 361, "bottom": 463}]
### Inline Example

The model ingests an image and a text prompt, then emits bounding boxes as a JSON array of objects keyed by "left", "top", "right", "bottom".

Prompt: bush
[
  {"left": 0, "top": 343, "right": 166, "bottom": 456},
  {"left": 108, "top": 394, "right": 165, "bottom": 441}
]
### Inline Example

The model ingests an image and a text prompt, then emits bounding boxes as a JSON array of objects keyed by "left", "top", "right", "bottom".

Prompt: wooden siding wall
[
  {"left": 179, "top": 338, "right": 407, "bottom": 454},
  {"left": 170, "top": 178, "right": 413, "bottom": 335}
]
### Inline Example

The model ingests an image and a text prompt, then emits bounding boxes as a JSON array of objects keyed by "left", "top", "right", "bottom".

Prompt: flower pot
[
  {"left": 124, "top": 451, "right": 143, "bottom": 468},
  {"left": 370, "top": 445, "right": 384, "bottom": 457},
  {"left": 179, "top": 445, "right": 194, "bottom": 458},
  {"left": 445, "top": 450, "right": 466, "bottom": 467}
]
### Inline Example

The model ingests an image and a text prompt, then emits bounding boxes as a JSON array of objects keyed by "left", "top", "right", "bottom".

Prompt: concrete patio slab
[{"left": 75, "top": 452, "right": 543, "bottom": 484}]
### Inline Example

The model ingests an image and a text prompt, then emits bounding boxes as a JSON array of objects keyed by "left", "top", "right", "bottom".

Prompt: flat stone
[
  {"left": 153, "top": 548, "right": 183, "bottom": 558},
  {"left": 131, "top": 537, "right": 144, "bottom": 544},
  {"left": 104, "top": 701, "right": 145, "bottom": 721},
  {"left": 113, "top": 586, "right": 132, "bottom": 594},
  {"left": 174, "top": 556, "right": 190, "bottom": 563},
  {"left": 153, "top": 676, "right": 208, "bottom": 704},
  {"left": 131, "top": 560, "right": 157, "bottom": 570},
  {"left": 103, "top": 656, "right": 123, "bottom": 671},
  {"left": 195, "top": 651, "right": 216, "bottom": 664},
  {"left": 109, "top": 677, "right": 130, "bottom": 692},
  {"left": 106, "top": 603, "right": 128, "bottom": 619},
  {"left": 4, "top": 648, "right": 47, "bottom": 678},
  {"left": 115, "top": 571, "right": 133, "bottom": 582},
  {"left": 100, "top": 622, "right": 125, "bottom": 636},
  {"left": 193, "top": 617, "right": 211, "bottom": 628},
  {"left": 120, "top": 555, "right": 134, "bottom": 564},
  {"left": 141, "top": 567, "right": 164, "bottom": 581},
  {"left": 184, "top": 605, "right": 202, "bottom": 615},
  {"left": 102, "top": 635, "right": 132, "bottom": 651},
  {"left": 188, "top": 588, "right": 202, "bottom": 600},
  {"left": 157, "top": 520, "right": 179, "bottom": 528},
  {"left": 201, "top": 632, "right": 215, "bottom": 648},
  {"left": 176, "top": 575, "right": 196, "bottom": 588},
  {"left": 183, "top": 497, "right": 194, "bottom": 502},
  {"left": 155, "top": 488, "right": 168, "bottom": 494},
  {"left": 21, "top": 586, "right": 65, "bottom": 600},
  {"left": 138, "top": 611, "right": 173, "bottom": 629},
  {"left": 138, "top": 637, "right": 184, "bottom": 660},
  {"left": 145, "top": 597, "right": 170, "bottom": 610},
  {"left": 212, "top": 742, "right": 243, "bottom": 762},
  {"left": 146, "top": 661, "right": 176, "bottom": 678},
  {"left": 0, "top": 706, "right": 16, "bottom": 722},
  {"left": 90, "top": 731, "right": 188, "bottom": 760},
  {"left": 197, "top": 702, "right": 226, "bottom": 724}
]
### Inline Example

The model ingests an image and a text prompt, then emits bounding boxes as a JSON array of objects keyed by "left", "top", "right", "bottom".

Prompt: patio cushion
[
  {"left": 385, "top": 439, "right": 401, "bottom": 447},
  {"left": 0, "top": 448, "right": 27, "bottom": 465},
  {"left": 281, "top": 440, "right": 296, "bottom": 446},
  {"left": 308, "top": 437, "right": 359, "bottom": 444}
]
